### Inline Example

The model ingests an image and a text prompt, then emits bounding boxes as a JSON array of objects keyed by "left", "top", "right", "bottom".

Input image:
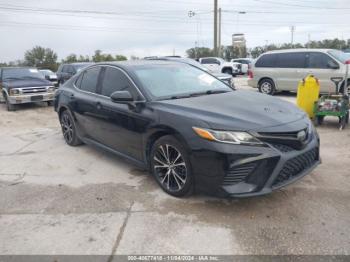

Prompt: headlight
[
  {"left": 9, "top": 88, "right": 20, "bottom": 96},
  {"left": 47, "top": 86, "right": 55, "bottom": 93},
  {"left": 193, "top": 127, "right": 263, "bottom": 145}
]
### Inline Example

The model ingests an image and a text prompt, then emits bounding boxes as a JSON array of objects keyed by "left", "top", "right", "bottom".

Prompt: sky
[{"left": 0, "top": 0, "right": 349, "bottom": 62}]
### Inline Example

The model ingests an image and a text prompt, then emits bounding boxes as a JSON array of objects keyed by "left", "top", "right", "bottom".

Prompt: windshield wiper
[
  {"left": 189, "top": 89, "right": 230, "bottom": 97},
  {"left": 170, "top": 94, "right": 191, "bottom": 100}
]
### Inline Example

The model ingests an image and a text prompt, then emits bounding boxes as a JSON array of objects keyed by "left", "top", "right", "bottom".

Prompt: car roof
[
  {"left": 62, "top": 62, "right": 94, "bottom": 66},
  {"left": 92, "top": 60, "right": 188, "bottom": 71},
  {"left": 265, "top": 48, "right": 334, "bottom": 54}
]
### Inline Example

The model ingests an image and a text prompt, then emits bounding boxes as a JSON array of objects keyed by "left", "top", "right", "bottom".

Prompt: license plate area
[{"left": 31, "top": 95, "right": 43, "bottom": 101}]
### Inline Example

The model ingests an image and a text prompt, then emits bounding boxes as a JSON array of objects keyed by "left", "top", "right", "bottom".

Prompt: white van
[{"left": 248, "top": 49, "right": 350, "bottom": 95}]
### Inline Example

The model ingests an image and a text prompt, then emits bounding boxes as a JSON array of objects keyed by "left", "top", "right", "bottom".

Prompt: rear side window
[
  {"left": 255, "top": 54, "right": 278, "bottom": 67},
  {"left": 278, "top": 52, "right": 307, "bottom": 68},
  {"left": 100, "top": 67, "right": 136, "bottom": 97},
  {"left": 79, "top": 67, "right": 101, "bottom": 93},
  {"left": 308, "top": 52, "right": 335, "bottom": 69}
]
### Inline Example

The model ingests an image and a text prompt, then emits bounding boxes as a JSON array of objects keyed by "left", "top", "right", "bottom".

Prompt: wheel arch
[
  {"left": 221, "top": 67, "right": 233, "bottom": 74},
  {"left": 144, "top": 126, "right": 190, "bottom": 167}
]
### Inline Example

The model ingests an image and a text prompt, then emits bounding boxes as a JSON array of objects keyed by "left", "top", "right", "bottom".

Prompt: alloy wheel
[
  {"left": 153, "top": 144, "right": 187, "bottom": 192},
  {"left": 61, "top": 113, "right": 74, "bottom": 144}
]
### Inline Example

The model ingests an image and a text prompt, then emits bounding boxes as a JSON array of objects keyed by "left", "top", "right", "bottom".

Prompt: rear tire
[
  {"left": 59, "top": 110, "right": 82, "bottom": 146},
  {"left": 150, "top": 135, "right": 193, "bottom": 197},
  {"left": 258, "top": 79, "right": 276, "bottom": 95}
]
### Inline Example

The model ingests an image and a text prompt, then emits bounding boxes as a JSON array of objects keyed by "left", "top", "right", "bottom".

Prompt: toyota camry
[{"left": 54, "top": 61, "right": 320, "bottom": 197}]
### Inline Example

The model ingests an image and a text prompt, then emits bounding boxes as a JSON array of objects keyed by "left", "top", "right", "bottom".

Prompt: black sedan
[{"left": 54, "top": 61, "right": 320, "bottom": 197}]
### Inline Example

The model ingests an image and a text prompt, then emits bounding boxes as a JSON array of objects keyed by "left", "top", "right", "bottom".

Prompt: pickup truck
[
  {"left": 199, "top": 57, "right": 241, "bottom": 76},
  {"left": 0, "top": 67, "right": 56, "bottom": 111}
]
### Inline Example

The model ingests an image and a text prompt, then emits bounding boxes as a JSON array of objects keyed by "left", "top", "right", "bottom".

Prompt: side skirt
[{"left": 81, "top": 137, "right": 148, "bottom": 170}]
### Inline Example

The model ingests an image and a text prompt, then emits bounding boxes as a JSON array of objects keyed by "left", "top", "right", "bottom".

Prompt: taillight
[{"left": 248, "top": 69, "right": 253, "bottom": 79}]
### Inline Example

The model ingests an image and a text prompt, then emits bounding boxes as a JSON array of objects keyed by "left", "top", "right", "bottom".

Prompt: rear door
[
  {"left": 276, "top": 52, "right": 308, "bottom": 91},
  {"left": 306, "top": 52, "right": 342, "bottom": 93},
  {"left": 72, "top": 66, "right": 103, "bottom": 140}
]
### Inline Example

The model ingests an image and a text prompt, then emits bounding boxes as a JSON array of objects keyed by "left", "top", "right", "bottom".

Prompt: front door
[
  {"left": 306, "top": 52, "right": 343, "bottom": 93},
  {"left": 91, "top": 66, "right": 152, "bottom": 161}
]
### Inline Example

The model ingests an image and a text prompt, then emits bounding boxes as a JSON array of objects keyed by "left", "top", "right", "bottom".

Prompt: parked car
[
  {"left": 144, "top": 56, "right": 235, "bottom": 88},
  {"left": 40, "top": 69, "right": 58, "bottom": 87},
  {"left": 56, "top": 62, "right": 93, "bottom": 85},
  {"left": 248, "top": 49, "right": 350, "bottom": 95},
  {"left": 231, "top": 58, "right": 253, "bottom": 74},
  {"left": 0, "top": 67, "right": 56, "bottom": 111},
  {"left": 199, "top": 57, "right": 241, "bottom": 76},
  {"left": 55, "top": 61, "right": 320, "bottom": 198}
]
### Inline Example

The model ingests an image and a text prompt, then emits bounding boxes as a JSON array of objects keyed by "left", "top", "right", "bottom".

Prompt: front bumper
[
  {"left": 7, "top": 92, "right": 55, "bottom": 104},
  {"left": 189, "top": 132, "right": 320, "bottom": 197}
]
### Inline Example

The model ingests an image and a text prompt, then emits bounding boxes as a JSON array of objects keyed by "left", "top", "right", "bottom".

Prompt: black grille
[
  {"left": 259, "top": 129, "right": 307, "bottom": 139},
  {"left": 272, "top": 148, "right": 318, "bottom": 188},
  {"left": 223, "top": 162, "right": 257, "bottom": 186},
  {"left": 272, "top": 144, "right": 295, "bottom": 153}
]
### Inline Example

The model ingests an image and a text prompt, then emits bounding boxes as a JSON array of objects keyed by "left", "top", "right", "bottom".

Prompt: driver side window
[{"left": 100, "top": 67, "right": 138, "bottom": 99}]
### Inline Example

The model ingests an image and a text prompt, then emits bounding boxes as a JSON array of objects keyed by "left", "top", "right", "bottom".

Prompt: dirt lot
[{"left": 0, "top": 78, "right": 349, "bottom": 256}]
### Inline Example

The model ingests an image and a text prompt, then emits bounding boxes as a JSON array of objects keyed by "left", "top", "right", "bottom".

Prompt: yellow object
[
  {"left": 296, "top": 75, "right": 320, "bottom": 119},
  {"left": 192, "top": 127, "right": 215, "bottom": 141}
]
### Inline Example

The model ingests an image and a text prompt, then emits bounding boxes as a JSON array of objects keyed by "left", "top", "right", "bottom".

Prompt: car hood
[
  {"left": 155, "top": 90, "right": 307, "bottom": 131},
  {"left": 2, "top": 78, "right": 53, "bottom": 89}
]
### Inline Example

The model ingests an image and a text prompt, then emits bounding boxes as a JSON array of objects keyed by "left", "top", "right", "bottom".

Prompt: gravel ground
[{"left": 0, "top": 77, "right": 349, "bottom": 257}]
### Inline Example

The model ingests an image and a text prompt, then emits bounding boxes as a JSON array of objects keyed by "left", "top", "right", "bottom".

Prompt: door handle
[{"left": 96, "top": 102, "right": 102, "bottom": 110}]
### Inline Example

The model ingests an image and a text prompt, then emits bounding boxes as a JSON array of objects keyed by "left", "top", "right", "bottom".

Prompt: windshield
[
  {"left": 134, "top": 64, "right": 232, "bottom": 100},
  {"left": 2, "top": 68, "right": 44, "bottom": 80},
  {"left": 178, "top": 58, "right": 210, "bottom": 72},
  {"left": 328, "top": 50, "right": 350, "bottom": 64}
]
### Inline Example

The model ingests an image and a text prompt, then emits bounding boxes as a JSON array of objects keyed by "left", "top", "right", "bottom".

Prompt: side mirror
[
  {"left": 110, "top": 90, "right": 134, "bottom": 103},
  {"left": 327, "top": 60, "right": 339, "bottom": 69},
  {"left": 45, "top": 75, "right": 50, "bottom": 80}
]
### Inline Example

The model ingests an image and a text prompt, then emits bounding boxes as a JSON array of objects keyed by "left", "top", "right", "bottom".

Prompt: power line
[{"left": 252, "top": 0, "right": 350, "bottom": 10}]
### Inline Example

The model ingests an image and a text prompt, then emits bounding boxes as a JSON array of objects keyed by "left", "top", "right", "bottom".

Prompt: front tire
[
  {"left": 59, "top": 110, "right": 82, "bottom": 146},
  {"left": 150, "top": 135, "right": 193, "bottom": 197},
  {"left": 258, "top": 79, "right": 276, "bottom": 95},
  {"left": 4, "top": 95, "right": 16, "bottom": 111}
]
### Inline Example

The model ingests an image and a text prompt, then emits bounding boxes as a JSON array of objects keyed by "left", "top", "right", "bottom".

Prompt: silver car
[{"left": 248, "top": 49, "right": 350, "bottom": 95}]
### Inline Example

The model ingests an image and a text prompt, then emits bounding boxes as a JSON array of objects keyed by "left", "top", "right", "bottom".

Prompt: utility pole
[
  {"left": 307, "top": 33, "right": 311, "bottom": 48},
  {"left": 214, "top": 0, "right": 218, "bottom": 56},
  {"left": 290, "top": 26, "right": 295, "bottom": 46},
  {"left": 218, "top": 7, "right": 221, "bottom": 57}
]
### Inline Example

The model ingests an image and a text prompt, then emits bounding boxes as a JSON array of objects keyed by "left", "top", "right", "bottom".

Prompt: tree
[
  {"left": 63, "top": 54, "right": 78, "bottom": 63},
  {"left": 92, "top": 50, "right": 127, "bottom": 62},
  {"left": 115, "top": 55, "right": 127, "bottom": 61},
  {"left": 24, "top": 46, "right": 58, "bottom": 70},
  {"left": 186, "top": 47, "right": 214, "bottom": 59}
]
